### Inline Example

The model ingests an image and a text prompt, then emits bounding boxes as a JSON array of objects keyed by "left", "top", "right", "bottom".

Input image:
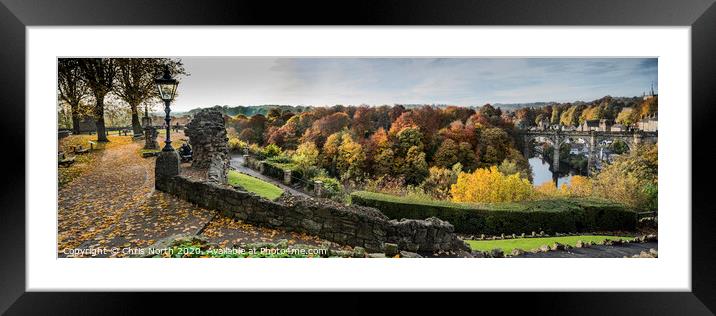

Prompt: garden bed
[{"left": 350, "top": 191, "right": 637, "bottom": 235}]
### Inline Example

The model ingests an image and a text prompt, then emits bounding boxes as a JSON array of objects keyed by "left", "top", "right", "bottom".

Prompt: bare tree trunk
[
  {"left": 95, "top": 95, "right": 109, "bottom": 142},
  {"left": 70, "top": 102, "right": 80, "bottom": 135},
  {"left": 130, "top": 102, "right": 142, "bottom": 135}
]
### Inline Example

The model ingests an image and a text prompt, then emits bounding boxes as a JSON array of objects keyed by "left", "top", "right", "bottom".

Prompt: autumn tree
[
  {"left": 293, "top": 141, "right": 319, "bottom": 177},
  {"left": 301, "top": 112, "right": 350, "bottom": 147},
  {"left": 451, "top": 166, "right": 534, "bottom": 203},
  {"left": 351, "top": 106, "right": 377, "bottom": 139},
  {"left": 321, "top": 132, "right": 344, "bottom": 175},
  {"left": 58, "top": 58, "right": 89, "bottom": 134},
  {"left": 114, "top": 58, "right": 186, "bottom": 135},
  {"left": 78, "top": 58, "right": 117, "bottom": 142},
  {"left": 550, "top": 105, "right": 561, "bottom": 125},
  {"left": 616, "top": 107, "right": 638, "bottom": 126},
  {"left": 337, "top": 135, "right": 366, "bottom": 181},
  {"left": 592, "top": 144, "right": 658, "bottom": 211},
  {"left": 365, "top": 128, "right": 392, "bottom": 175}
]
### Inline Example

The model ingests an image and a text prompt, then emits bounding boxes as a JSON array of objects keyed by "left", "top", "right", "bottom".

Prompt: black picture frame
[{"left": 1, "top": 0, "right": 714, "bottom": 314}]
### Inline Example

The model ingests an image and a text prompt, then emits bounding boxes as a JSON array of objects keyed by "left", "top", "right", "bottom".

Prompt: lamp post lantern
[{"left": 155, "top": 66, "right": 178, "bottom": 151}]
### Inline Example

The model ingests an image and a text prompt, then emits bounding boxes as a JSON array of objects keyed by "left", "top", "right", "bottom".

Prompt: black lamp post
[{"left": 155, "top": 66, "right": 178, "bottom": 152}]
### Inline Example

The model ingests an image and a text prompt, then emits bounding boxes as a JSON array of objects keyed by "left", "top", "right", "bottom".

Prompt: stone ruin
[
  {"left": 185, "top": 108, "right": 229, "bottom": 183},
  {"left": 143, "top": 126, "right": 159, "bottom": 150}
]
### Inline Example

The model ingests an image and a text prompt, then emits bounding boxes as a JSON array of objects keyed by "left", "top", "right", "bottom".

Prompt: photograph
[
  {"left": 4, "top": 0, "right": 713, "bottom": 311},
  {"left": 57, "top": 57, "right": 659, "bottom": 259}
]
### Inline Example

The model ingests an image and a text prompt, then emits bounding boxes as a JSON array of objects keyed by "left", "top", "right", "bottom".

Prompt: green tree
[
  {"left": 373, "top": 147, "right": 395, "bottom": 176},
  {"left": 402, "top": 146, "right": 428, "bottom": 184},
  {"left": 433, "top": 138, "right": 459, "bottom": 168},
  {"left": 396, "top": 127, "right": 424, "bottom": 155},
  {"left": 457, "top": 141, "right": 478, "bottom": 171}
]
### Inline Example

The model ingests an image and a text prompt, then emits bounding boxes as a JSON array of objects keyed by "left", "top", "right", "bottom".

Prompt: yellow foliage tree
[
  {"left": 451, "top": 166, "right": 534, "bottom": 203},
  {"left": 534, "top": 180, "right": 569, "bottom": 197},
  {"left": 567, "top": 175, "right": 592, "bottom": 197}
]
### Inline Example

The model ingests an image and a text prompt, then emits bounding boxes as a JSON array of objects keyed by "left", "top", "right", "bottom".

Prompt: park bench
[
  {"left": 142, "top": 151, "right": 160, "bottom": 158},
  {"left": 73, "top": 141, "right": 95, "bottom": 154},
  {"left": 58, "top": 152, "right": 75, "bottom": 167}
]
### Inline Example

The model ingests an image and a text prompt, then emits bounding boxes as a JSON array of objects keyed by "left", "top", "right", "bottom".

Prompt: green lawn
[
  {"left": 228, "top": 170, "right": 284, "bottom": 201},
  {"left": 466, "top": 235, "right": 635, "bottom": 253}
]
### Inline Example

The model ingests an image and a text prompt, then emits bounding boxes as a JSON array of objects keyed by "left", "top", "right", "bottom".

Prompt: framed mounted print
[{"left": 1, "top": 0, "right": 714, "bottom": 314}]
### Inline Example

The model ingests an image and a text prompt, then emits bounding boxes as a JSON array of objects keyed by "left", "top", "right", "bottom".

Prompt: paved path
[
  {"left": 229, "top": 155, "right": 312, "bottom": 198},
  {"left": 58, "top": 136, "right": 217, "bottom": 257},
  {"left": 515, "top": 242, "right": 658, "bottom": 258},
  {"left": 58, "top": 135, "right": 341, "bottom": 257}
]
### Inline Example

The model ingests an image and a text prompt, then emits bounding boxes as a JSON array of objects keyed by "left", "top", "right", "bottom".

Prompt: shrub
[
  {"left": 364, "top": 175, "right": 408, "bottom": 196},
  {"left": 228, "top": 137, "right": 247, "bottom": 152},
  {"left": 262, "top": 144, "right": 283, "bottom": 158},
  {"left": 311, "top": 175, "right": 343, "bottom": 197},
  {"left": 351, "top": 191, "right": 636, "bottom": 235},
  {"left": 419, "top": 166, "right": 457, "bottom": 200},
  {"left": 265, "top": 154, "right": 292, "bottom": 164}
]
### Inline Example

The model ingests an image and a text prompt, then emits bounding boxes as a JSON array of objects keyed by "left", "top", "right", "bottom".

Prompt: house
[
  {"left": 610, "top": 124, "right": 626, "bottom": 132},
  {"left": 537, "top": 120, "right": 549, "bottom": 130},
  {"left": 569, "top": 143, "right": 588, "bottom": 155},
  {"left": 637, "top": 114, "right": 658, "bottom": 132},
  {"left": 598, "top": 119, "right": 614, "bottom": 132},
  {"left": 579, "top": 119, "right": 600, "bottom": 132}
]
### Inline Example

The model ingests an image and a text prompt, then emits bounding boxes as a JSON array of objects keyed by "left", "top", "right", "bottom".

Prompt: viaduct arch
[{"left": 522, "top": 130, "right": 658, "bottom": 176}]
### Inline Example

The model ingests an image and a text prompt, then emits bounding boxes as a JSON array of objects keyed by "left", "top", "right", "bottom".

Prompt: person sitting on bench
[{"left": 179, "top": 143, "right": 192, "bottom": 162}]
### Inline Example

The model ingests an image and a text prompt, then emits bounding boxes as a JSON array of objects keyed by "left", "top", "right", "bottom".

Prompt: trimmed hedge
[{"left": 350, "top": 191, "right": 636, "bottom": 235}]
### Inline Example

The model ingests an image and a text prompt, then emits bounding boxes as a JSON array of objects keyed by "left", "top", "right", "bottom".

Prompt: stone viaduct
[{"left": 522, "top": 130, "right": 658, "bottom": 175}]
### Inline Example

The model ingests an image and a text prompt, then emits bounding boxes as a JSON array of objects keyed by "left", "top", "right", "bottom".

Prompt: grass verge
[
  {"left": 466, "top": 235, "right": 635, "bottom": 253},
  {"left": 228, "top": 170, "right": 284, "bottom": 201}
]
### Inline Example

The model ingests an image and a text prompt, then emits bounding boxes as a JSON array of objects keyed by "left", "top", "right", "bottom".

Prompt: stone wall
[
  {"left": 156, "top": 175, "right": 468, "bottom": 253},
  {"left": 185, "top": 109, "right": 229, "bottom": 170}
]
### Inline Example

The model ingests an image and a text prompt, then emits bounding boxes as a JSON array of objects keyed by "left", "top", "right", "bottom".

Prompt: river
[{"left": 529, "top": 157, "right": 574, "bottom": 187}]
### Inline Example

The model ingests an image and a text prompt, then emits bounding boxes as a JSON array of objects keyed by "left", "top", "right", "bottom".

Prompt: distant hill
[
  {"left": 180, "top": 96, "right": 648, "bottom": 117},
  {"left": 492, "top": 102, "right": 554, "bottom": 111},
  {"left": 184, "top": 105, "right": 312, "bottom": 117}
]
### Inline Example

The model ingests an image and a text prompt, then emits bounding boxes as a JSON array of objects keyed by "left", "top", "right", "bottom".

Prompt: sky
[{"left": 170, "top": 57, "right": 658, "bottom": 112}]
